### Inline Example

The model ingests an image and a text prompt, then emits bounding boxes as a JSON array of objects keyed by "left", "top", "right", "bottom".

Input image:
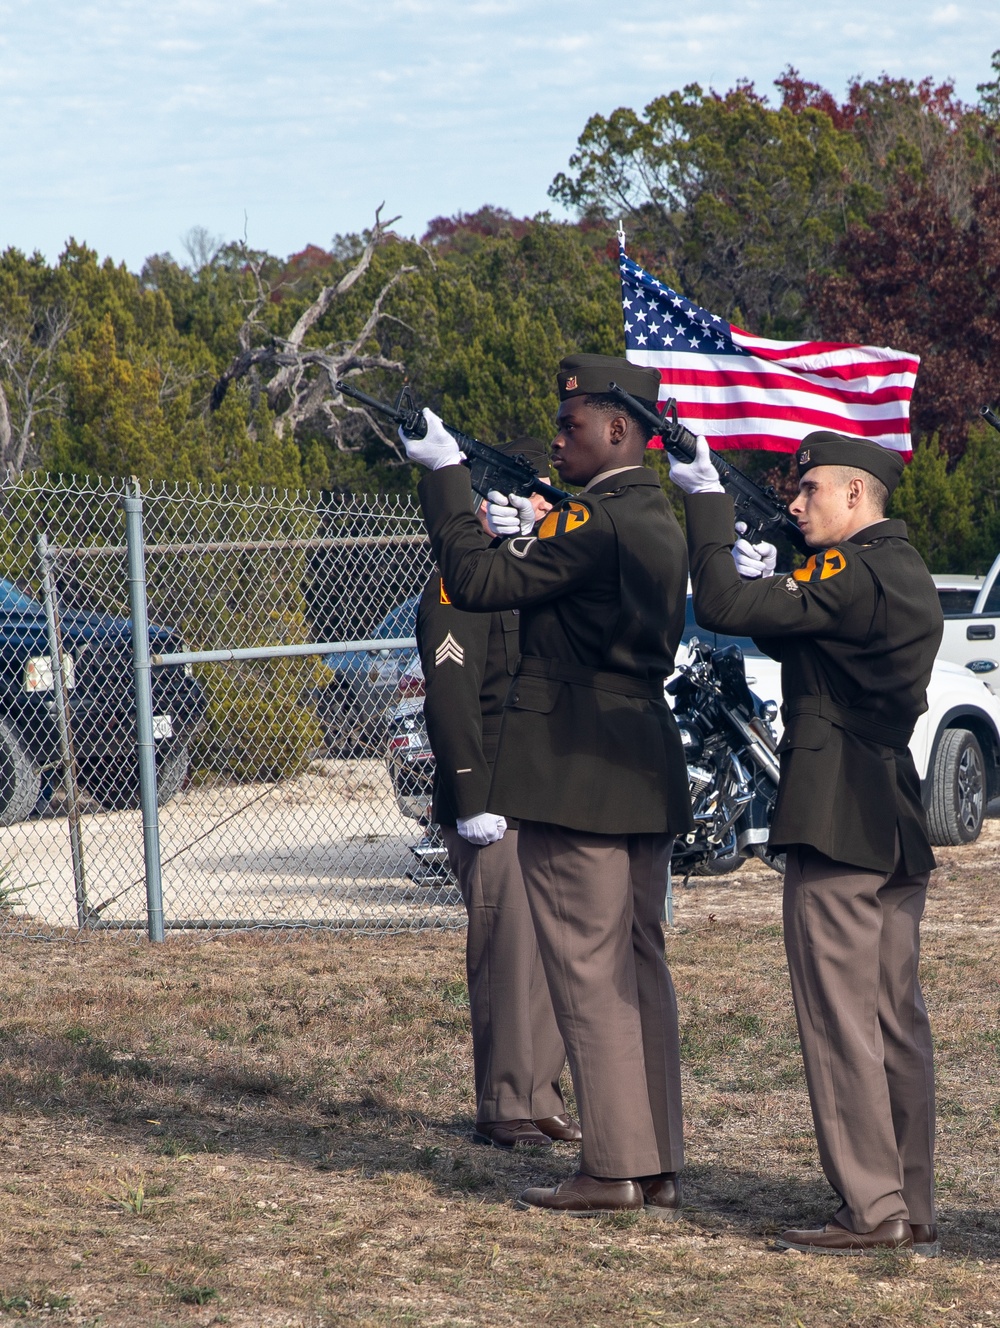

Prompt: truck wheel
[
  {"left": 83, "top": 742, "right": 191, "bottom": 812},
  {"left": 0, "top": 718, "right": 41, "bottom": 826},
  {"left": 927, "top": 727, "right": 986, "bottom": 845}
]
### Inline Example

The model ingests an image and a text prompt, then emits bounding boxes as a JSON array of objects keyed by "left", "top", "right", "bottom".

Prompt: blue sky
[{"left": 1, "top": 0, "right": 998, "bottom": 271}]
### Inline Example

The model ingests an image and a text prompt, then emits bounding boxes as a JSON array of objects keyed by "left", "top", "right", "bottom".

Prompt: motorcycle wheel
[
  {"left": 691, "top": 828, "right": 743, "bottom": 876},
  {"left": 751, "top": 844, "right": 786, "bottom": 875}
]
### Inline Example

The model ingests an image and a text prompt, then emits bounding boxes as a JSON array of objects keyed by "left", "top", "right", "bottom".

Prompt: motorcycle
[
  {"left": 668, "top": 638, "right": 784, "bottom": 877},
  {"left": 385, "top": 691, "right": 457, "bottom": 886},
  {"left": 385, "top": 639, "right": 785, "bottom": 883}
]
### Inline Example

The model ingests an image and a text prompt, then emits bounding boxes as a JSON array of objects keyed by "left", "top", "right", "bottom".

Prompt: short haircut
[
  {"left": 835, "top": 465, "right": 889, "bottom": 516},
  {"left": 581, "top": 393, "right": 656, "bottom": 446}
]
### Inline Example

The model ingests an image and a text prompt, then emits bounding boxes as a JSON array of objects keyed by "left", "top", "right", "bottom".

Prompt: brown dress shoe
[
  {"left": 910, "top": 1223, "right": 941, "bottom": 1256},
  {"left": 516, "top": 1171, "right": 644, "bottom": 1217},
  {"left": 641, "top": 1172, "right": 682, "bottom": 1221},
  {"left": 473, "top": 1119, "right": 552, "bottom": 1151},
  {"left": 776, "top": 1217, "right": 913, "bottom": 1255},
  {"left": 533, "top": 1113, "right": 582, "bottom": 1142}
]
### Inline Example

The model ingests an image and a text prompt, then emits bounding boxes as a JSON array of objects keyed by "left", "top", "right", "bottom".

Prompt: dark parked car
[
  {"left": 0, "top": 579, "right": 206, "bottom": 823},
  {"left": 313, "top": 596, "right": 419, "bottom": 755}
]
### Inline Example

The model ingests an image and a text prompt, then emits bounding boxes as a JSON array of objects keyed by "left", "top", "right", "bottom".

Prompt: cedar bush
[{"left": 192, "top": 659, "right": 323, "bottom": 783}]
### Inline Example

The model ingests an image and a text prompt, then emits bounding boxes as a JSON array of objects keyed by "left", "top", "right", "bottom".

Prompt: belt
[
  {"left": 785, "top": 696, "right": 912, "bottom": 749},
  {"left": 518, "top": 656, "right": 665, "bottom": 700}
]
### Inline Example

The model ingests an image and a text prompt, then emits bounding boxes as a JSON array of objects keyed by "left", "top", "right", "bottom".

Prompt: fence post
[
  {"left": 122, "top": 479, "right": 165, "bottom": 943},
  {"left": 36, "top": 533, "right": 90, "bottom": 930}
]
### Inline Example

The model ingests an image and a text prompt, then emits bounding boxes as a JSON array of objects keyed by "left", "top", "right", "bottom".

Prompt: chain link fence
[{"left": 0, "top": 474, "right": 463, "bottom": 938}]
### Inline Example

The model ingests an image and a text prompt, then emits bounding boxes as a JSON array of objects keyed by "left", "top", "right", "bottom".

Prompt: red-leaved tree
[{"left": 813, "top": 174, "right": 1000, "bottom": 459}]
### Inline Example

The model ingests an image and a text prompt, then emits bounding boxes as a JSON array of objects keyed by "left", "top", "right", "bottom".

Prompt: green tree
[
  {"left": 550, "top": 83, "right": 871, "bottom": 336},
  {"left": 891, "top": 438, "right": 974, "bottom": 571},
  {"left": 46, "top": 314, "right": 196, "bottom": 481}
]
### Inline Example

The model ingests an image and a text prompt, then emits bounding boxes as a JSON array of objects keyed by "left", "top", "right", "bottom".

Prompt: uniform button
[{"left": 511, "top": 693, "right": 520, "bottom": 703}]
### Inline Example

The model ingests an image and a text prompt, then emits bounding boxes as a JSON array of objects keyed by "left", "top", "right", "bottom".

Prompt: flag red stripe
[
  {"left": 656, "top": 367, "right": 914, "bottom": 407},
  {"left": 671, "top": 400, "right": 913, "bottom": 437},
  {"left": 732, "top": 327, "right": 920, "bottom": 363},
  {"left": 647, "top": 435, "right": 914, "bottom": 458}
]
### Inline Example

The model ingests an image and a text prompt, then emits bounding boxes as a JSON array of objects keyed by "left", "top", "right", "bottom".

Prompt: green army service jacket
[
  {"left": 416, "top": 570, "right": 520, "bottom": 827},
  {"left": 418, "top": 464, "right": 694, "bottom": 837},
  {"left": 685, "top": 494, "right": 944, "bottom": 875}
]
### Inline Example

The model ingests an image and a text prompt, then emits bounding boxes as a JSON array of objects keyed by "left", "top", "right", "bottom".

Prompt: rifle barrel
[{"left": 981, "top": 406, "right": 1000, "bottom": 436}]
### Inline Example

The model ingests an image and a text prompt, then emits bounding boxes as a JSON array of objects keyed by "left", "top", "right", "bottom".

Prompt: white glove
[
  {"left": 732, "top": 522, "right": 777, "bottom": 578},
  {"left": 668, "top": 437, "right": 725, "bottom": 495},
  {"left": 456, "top": 813, "right": 508, "bottom": 846},
  {"left": 399, "top": 408, "right": 463, "bottom": 470},
  {"left": 486, "top": 490, "right": 535, "bottom": 536}
]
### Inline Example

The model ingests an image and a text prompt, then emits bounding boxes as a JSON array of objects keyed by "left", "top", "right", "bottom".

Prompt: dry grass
[{"left": 0, "top": 828, "right": 998, "bottom": 1326}]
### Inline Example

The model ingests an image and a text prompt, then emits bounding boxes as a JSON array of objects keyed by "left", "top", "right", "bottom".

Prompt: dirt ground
[{"left": 0, "top": 824, "right": 998, "bottom": 1326}]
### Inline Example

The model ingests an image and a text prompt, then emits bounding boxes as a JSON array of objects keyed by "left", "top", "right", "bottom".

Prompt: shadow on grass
[{"left": 1, "top": 1034, "right": 997, "bottom": 1261}]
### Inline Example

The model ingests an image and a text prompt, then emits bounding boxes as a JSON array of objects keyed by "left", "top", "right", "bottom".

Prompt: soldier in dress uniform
[
  {"left": 671, "top": 430, "right": 944, "bottom": 1255},
  {"left": 417, "top": 436, "right": 579, "bottom": 1152},
  {"left": 400, "top": 354, "right": 694, "bottom": 1218}
]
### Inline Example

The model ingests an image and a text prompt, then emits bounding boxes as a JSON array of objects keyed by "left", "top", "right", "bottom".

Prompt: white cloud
[{"left": 931, "top": 4, "right": 961, "bottom": 24}]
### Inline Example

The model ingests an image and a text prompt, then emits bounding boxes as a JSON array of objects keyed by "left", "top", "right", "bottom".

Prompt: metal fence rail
[{"left": 0, "top": 474, "right": 460, "bottom": 939}]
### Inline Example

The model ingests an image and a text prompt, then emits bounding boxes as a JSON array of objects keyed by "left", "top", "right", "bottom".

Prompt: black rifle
[
  {"left": 335, "top": 380, "right": 570, "bottom": 505},
  {"left": 981, "top": 405, "right": 1000, "bottom": 436},
  {"left": 607, "top": 383, "right": 809, "bottom": 554}
]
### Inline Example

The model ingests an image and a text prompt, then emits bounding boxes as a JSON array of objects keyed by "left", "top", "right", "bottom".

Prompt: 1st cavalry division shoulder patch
[
  {"left": 793, "top": 548, "right": 847, "bottom": 583},
  {"left": 538, "top": 501, "right": 591, "bottom": 540}
]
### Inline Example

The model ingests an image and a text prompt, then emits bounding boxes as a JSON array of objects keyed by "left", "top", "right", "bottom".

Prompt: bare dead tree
[
  {"left": 0, "top": 305, "right": 73, "bottom": 473},
  {"left": 210, "top": 205, "right": 421, "bottom": 460}
]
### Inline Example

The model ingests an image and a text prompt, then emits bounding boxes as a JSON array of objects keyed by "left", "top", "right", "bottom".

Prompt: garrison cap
[
  {"left": 557, "top": 354, "right": 661, "bottom": 411},
  {"left": 796, "top": 431, "right": 905, "bottom": 495},
  {"left": 494, "top": 435, "right": 549, "bottom": 469}
]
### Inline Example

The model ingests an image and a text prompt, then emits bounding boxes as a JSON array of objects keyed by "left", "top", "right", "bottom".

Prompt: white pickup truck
[{"left": 935, "top": 560, "right": 1000, "bottom": 694}]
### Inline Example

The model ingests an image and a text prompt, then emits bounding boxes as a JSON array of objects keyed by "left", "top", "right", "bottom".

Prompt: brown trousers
[
  {"left": 441, "top": 825, "right": 567, "bottom": 1123},
  {"left": 516, "top": 821, "right": 684, "bottom": 1179},
  {"left": 783, "top": 845, "right": 935, "bottom": 1232}
]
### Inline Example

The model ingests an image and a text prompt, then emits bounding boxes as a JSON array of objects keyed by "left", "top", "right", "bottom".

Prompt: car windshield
[
  {"left": 682, "top": 595, "right": 765, "bottom": 658},
  {"left": 0, "top": 579, "right": 41, "bottom": 612},
  {"left": 374, "top": 597, "right": 419, "bottom": 641}
]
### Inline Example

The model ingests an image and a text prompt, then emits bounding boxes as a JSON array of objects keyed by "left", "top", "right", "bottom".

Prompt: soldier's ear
[{"left": 608, "top": 411, "right": 630, "bottom": 444}]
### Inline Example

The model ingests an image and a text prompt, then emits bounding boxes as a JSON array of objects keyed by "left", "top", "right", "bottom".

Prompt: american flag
[{"left": 620, "top": 246, "right": 919, "bottom": 457}]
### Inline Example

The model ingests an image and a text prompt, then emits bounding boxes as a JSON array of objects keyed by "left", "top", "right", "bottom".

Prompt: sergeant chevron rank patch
[
  {"left": 435, "top": 633, "right": 465, "bottom": 667},
  {"left": 793, "top": 548, "right": 847, "bottom": 582},
  {"left": 538, "top": 502, "right": 590, "bottom": 539}
]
